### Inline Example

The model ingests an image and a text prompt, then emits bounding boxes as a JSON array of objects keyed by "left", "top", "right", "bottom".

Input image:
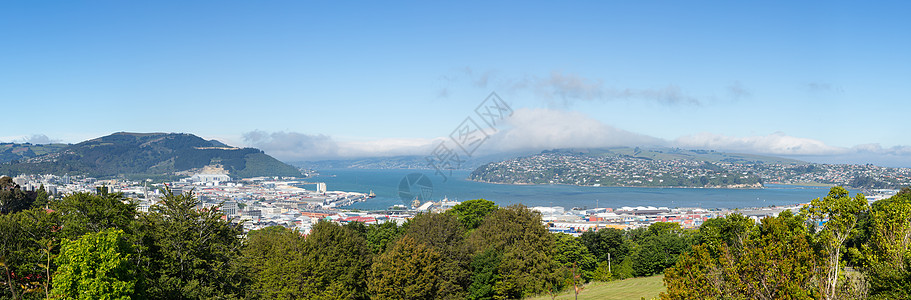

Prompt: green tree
[
  {"left": 0, "top": 211, "right": 24, "bottom": 299},
  {"left": 448, "top": 199, "right": 497, "bottom": 231},
  {"left": 859, "top": 191, "right": 911, "bottom": 299},
  {"left": 52, "top": 229, "right": 137, "bottom": 300},
  {"left": 301, "top": 220, "right": 372, "bottom": 300},
  {"left": 0, "top": 176, "right": 34, "bottom": 215},
  {"left": 694, "top": 213, "right": 754, "bottom": 249},
  {"left": 802, "top": 186, "right": 869, "bottom": 299},
  {"left": 242, "top": 226, "right": 308, "bottom": 299},
  {"left": 403, "top": 213, "right": 471, "bottom": 299},
  {"left": 16, "top": 208, "right": 61, "bottom": 299},
  {"left": 468, "top": 205, "right": 557, "bottom": 299},
  {"left": 32, "top": 185, "right": 50, "bottom": 209},
  {"left": 630, "top": 222, "right": 689, "bottom": 277},
  {"left": 590, "top": 261, "right": 613, "bottom": 282},
  {"left": 0, "top": 207, "right": 60, "bottom": 299},
  {"left": 552, "top": 233, "right": 597, "bottom": 281},
  {"left": 368, "top": 236, "right": 441, "bottom": 300},
  {"left": 53, "top": 192, "right": 136, "bottom": 239},
  {"left": 467, "top": 249, "right": 500, "bottom": 300},
  {"left": 365, "top": 221, "right": 403, "bottom": 255},
  {"left": 580, "top": 227, "right": 630, "bottom": 274},
  {"left": 140, "top": 188, "right": 246, "bottom": 299},
  {"left": 662, "top": 211, "right": 822, "bottom": 300}
]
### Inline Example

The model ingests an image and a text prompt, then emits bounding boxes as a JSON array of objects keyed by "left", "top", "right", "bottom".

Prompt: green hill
[
  {"left": 0, "top": 142, "right": 69, "bottom": 163},
  {"left": 0, "top": 132, "right": 301, "bottom": 178},
  {"left": 550, "top": 147, "right": 807, "bottom": 165}
]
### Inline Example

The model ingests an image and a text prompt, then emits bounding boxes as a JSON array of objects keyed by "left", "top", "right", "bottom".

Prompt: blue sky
[{"left": 2, "top": 1, "right": 909, "bottom": 166}]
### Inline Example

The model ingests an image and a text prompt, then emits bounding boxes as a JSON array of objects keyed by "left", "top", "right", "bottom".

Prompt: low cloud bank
[{"left": 243, "top": 110, "right": 910, "bottom": 168}]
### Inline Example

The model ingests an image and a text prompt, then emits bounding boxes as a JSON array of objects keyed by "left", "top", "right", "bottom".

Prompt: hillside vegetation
[
  {"left": 1, "top": 185, "right": 910, "bottom": 299},
  {"left": 471, "top": 147, "right": 911, "bottom": 189},
  {"left": 0, "top": 132, "right": 300, "bottom": 178},
  {"left": 0, "top": 143, "right": 69, "bottom": 163}
]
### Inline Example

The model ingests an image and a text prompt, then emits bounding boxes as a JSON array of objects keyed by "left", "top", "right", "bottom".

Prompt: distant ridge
[
  {"left": 469, "top": 147, "right": 808, "bottom": 188},
  {"left": 0, "top": 142, "right": 69, "bottom": 163},
  {"left": 544, "top": 147, "right": 808, "bottom": 165},
  {"left": 0, "top": 132, "right": 301, "bottom": 178}
]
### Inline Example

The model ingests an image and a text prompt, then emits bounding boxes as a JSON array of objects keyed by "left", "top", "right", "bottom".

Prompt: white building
[{"left": 190, "top": 173, "right": 231, "bottom": 183}]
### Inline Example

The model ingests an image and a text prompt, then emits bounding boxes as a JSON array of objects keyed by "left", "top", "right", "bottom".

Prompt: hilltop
[{"left": 0, "top": 132, "right": 301, "bottom": 179}]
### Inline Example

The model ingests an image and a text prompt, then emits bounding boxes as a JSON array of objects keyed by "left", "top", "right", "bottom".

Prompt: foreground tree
[
  {"left": 662, "top": 211, "right": 822, "bottom": 299},
  {"left": 859, "top": 190, "right": 911, "bottom": 299},
  {"left": 53, "top": 192, "right": 137, "bottom": 239},
  {"left": 365, "top": 221, "right": 403, "bottom": 255},
  {"left": 803, "top": 186, "right": 869, "bottom": 299},
  {"left": 552, "top": 233, "right": 597, "bottom": 281},
  {"left": 0, "top": 176, "right": 34, "bottom": 214},
  {"left": 0, "top": 211, "right": 24, "bottom": 299},
  {"left": 300, "top": 221, "right": 372, "bottom": 300},
  {"left": 368, "top": 236, "right": 441, "bottom": 299},
  {"left": 468, "top": 205, "right": 557, "bottom": 299},
  {"left": 448, "top": 199, "right": 498, "bottom": 231},
  {"left": 631, "top": 222, "right": 689, "bottom": 277},
  {"left": 403, "top": 213, "right": 471, "bottom": 299},
  {"left": 694, "top": 213, "right": 754, "bottom": 250},
  {"left": 467, "top": 249, "right": 500, "bottom": 300},
  {"left": 52, "top": 229, "right": 137, "bottom": 300},
  {"left": 140, "top": 188, "right": 246, "bottom": 299},
  {"left": 580, "top": 227, "right": 630, "bottom": 274},
  {"left": 0, "top": 207, "right": 60, "bottom": 299},
  {"left": 242, "top": 226, "right": 308, "bottom": 299},
  {"left": 31, "top": 185, "right": 50, "bottom": 209}
]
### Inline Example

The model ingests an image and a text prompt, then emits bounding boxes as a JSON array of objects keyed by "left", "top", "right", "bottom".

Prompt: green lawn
[{"left": 528, "top": 275, "right": 665, "bottom": 300}]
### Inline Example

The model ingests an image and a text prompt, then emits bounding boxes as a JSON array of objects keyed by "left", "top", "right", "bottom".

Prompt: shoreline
[{"left": 466, "top": 178, "right": 765, "bottom": 190}]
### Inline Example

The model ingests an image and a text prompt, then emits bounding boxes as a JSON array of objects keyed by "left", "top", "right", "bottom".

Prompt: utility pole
[{"left": 608, "top": 252, "right": 611, "bottom": 274}]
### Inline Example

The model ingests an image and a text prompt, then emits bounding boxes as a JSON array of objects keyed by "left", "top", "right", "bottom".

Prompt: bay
[{"left": 302, "top": 169, "right": 843, "bottom": 211}]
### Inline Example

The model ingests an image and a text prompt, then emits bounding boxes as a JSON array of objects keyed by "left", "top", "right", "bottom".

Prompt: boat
[{"left": 368, "top": 190, "right": 376, "bottom": 198}]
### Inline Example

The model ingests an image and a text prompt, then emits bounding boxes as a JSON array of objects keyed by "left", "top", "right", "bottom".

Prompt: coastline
[
  {"left": 465, "top": 178, "right": 765, "bottom": 189},
  {"left": 766, "top": 181, "right": 833, "bottom": 188},
  {"left": 318, "top": 168, "right": 855, "bottom": 210}
]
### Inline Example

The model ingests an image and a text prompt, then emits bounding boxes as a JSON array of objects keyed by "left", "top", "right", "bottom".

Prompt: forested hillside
[
  {"left": 0, "top": 132, "right": 301, "bottom": 178},
  {"left": 0, "top": 143, "right": 68, "bottom": 163}
]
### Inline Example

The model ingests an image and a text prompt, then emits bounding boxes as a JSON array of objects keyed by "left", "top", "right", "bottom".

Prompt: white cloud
[
  {"left": 335, "top": 138, "right": 439, "bottom": 158},
  {"left": 242, "top": 130, "right": 341, "bottom": 161},
  {"left": 726, "top": 81, "right": 751, "bottom": 100},
  {"left": 850, "top": 143, "right": 911, "bottom": 154},
  {"left": 443, "top": 69, "right": 703, "bottom": 106},
  {"left": 805, "top": 82, "right": 844, "bottom": 93},
  {"left": 484, "top": 108, "right": 666, "bottom": 152},
  {"left": 522, "top": 72, "right": 701, "bottom": 107},
  {"left": 241, "top": 113, "right": 911, "bottom": 168},
  {"left": 673, "top": 132, "right": 848, "bottom": 155},
  {"left": 242, "top": 130, "right": 439, "bottom": 161},
  {"left": 1, "top": 134, "right": 63, "bottom": 144},
  {"left": 240, "top": 108, "right": 666, "bottom": 161}
]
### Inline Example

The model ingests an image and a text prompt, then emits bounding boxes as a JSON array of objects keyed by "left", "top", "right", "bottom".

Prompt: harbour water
[{"left": 300, "top": 169, "right": 847, "bottom": 211}]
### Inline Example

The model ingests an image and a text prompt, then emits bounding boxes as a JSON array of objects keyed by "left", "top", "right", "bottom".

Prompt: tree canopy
[
  {"left": 0, "top": 183, "right": 908, "bottom": 300},
  {"left": 52, "top": 229, "right": 137, "bottom": 300}
]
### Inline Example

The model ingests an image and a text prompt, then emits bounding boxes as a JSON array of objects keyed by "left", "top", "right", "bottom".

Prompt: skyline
[{"left": 2, "top": 2, "right": 909, "bottom": 167}]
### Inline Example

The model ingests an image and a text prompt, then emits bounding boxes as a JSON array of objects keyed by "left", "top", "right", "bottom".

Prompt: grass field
[{"left": 528, "top": 275, "right": 665, "bottom": 300}]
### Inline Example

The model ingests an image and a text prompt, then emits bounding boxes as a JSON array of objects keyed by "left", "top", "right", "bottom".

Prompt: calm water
[{"left": 301, "top": 169, "right": 843, "bottom": 210}]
